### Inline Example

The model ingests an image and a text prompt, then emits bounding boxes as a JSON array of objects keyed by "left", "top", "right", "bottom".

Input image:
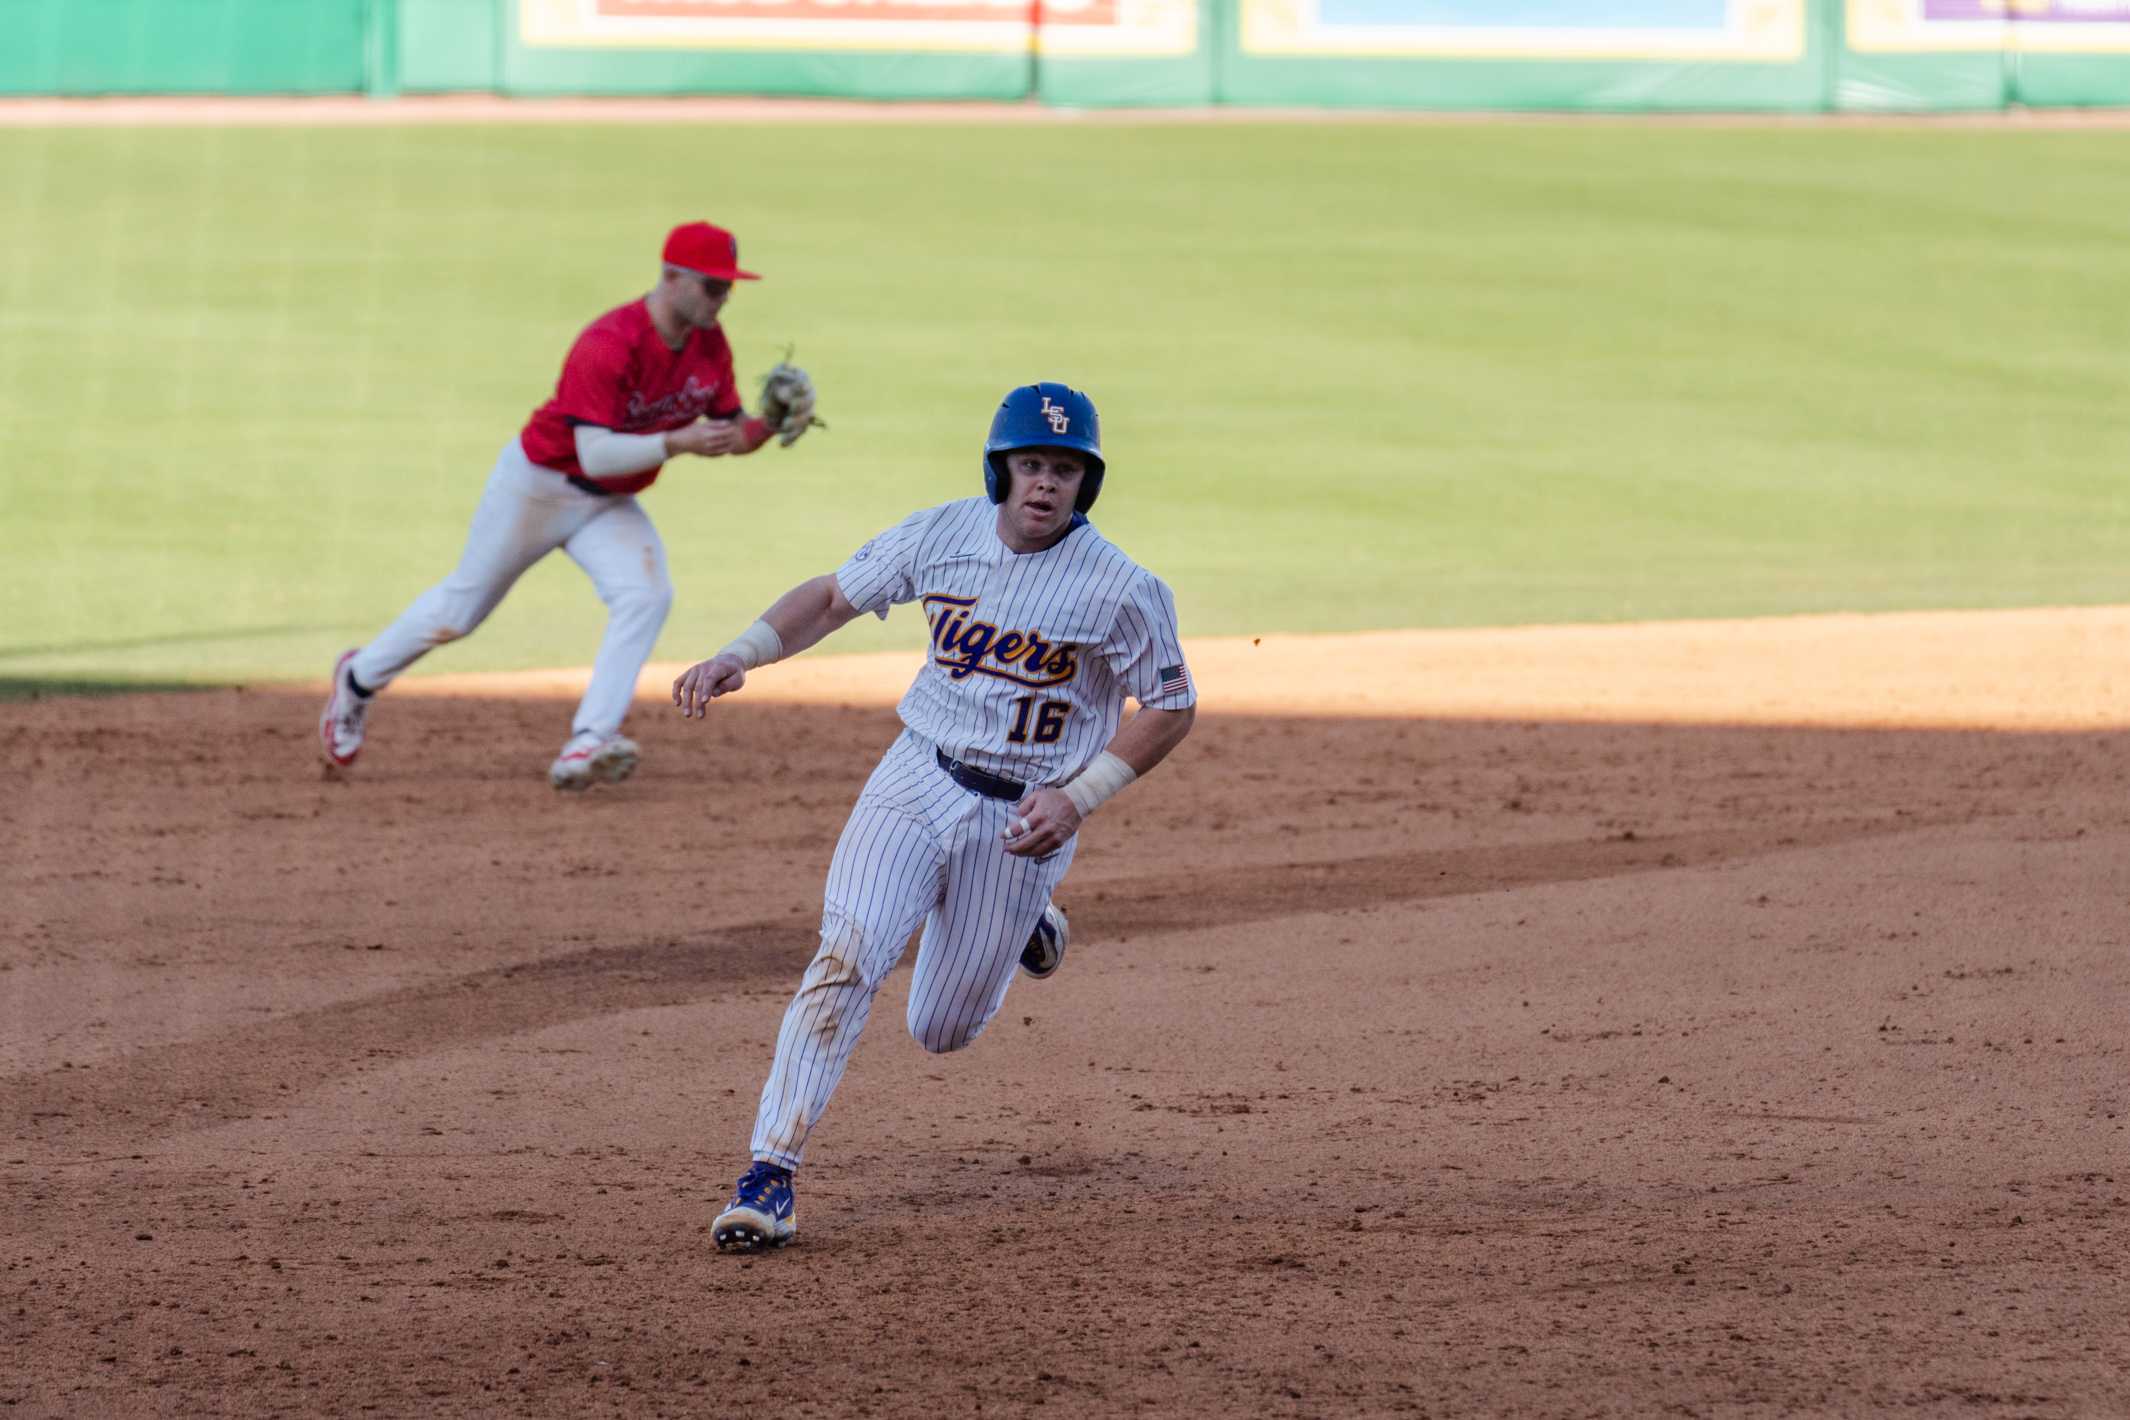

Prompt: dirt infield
[{"left": 5, "top": 611, "right": 2128, "bottom": 1418}]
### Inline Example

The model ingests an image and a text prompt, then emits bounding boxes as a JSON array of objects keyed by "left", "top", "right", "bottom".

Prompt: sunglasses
[{"left": 695, "top": 276, "right": 733, "bottom": 299}]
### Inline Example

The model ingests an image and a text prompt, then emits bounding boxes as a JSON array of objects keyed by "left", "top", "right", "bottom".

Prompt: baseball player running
[
  {"left": 671, "top": 382, "right": 1196, "bottom": 1252},
  {"left": 317, "top": 220, "right": 820, "bottom": 789}
]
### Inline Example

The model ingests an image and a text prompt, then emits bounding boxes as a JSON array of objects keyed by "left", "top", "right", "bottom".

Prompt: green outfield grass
[{"left": 2, "top": 120, "right": 2126, "bottom": 689}]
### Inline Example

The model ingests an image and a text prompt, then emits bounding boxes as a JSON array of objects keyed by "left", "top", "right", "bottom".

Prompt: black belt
[
  {"left": 936, "top": 748, "right": 1026, "bottom": 802},
  {"left": 565, "top": 473, "right": 616, "bottom": 497}
]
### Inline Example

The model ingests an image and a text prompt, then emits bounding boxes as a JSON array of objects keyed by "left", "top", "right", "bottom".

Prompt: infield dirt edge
[{"left": 362, "top": 604, "right": 2130, "bottom": 732}]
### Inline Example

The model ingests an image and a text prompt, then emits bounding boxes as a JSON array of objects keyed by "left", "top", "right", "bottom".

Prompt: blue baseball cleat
[
  {"left": 1020, "top": 904, "right": 1069, "bottom": 980},
  {"left": 713, "top": 1162, "right": 796, "bottom": 1252}
]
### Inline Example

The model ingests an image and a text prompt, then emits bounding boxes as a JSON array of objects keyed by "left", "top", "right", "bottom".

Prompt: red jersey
[{"left": 519, "top": 299, "right": 742, "bottom": 496}]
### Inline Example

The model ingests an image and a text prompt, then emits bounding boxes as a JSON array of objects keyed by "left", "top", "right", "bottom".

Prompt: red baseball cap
[{"left": 662, "top": 221, "right": 759, "bottom": 281}]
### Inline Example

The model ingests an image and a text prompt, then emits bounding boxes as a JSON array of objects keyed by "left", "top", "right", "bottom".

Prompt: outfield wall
[{"left": 4, "top": 0, "right": 2128, "bottom": 109}]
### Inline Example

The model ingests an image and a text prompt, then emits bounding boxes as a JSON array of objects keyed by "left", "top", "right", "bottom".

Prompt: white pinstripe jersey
[{"left": 836, "top": 497, "right": 1195, "bottom": 786}]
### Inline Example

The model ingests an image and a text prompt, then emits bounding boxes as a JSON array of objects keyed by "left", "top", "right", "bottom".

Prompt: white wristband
[
  {"left": 718, "top": 619, "right": 784, "bottom": 671},
  {"left": 1062, "top": 751, "right": 1137, "bottom": 819}
]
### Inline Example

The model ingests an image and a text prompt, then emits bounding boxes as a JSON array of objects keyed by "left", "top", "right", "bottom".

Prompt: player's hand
[
  {"left": 1002, "top": 786, "right": 1081, "bottom": 858},
  {"left": 671, "top": 655, "right": 748, "bottom": 717},
  {"left": 665, "top": 420, "right": 748, "bottom": 458}
]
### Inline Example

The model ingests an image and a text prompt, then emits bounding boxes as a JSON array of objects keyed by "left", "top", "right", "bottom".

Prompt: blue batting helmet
[{"left": 982, "top": 382, "right": 1106, "bottom": 512}]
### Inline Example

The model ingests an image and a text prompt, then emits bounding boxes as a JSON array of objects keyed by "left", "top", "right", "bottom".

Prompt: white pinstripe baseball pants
[{"left": 749, "top": 729, "right": 1076, "bottom": 1169}]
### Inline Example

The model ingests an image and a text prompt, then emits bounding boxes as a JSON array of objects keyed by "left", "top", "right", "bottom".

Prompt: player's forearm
[
  {"left": 1050, "top": 705, "right": 1192, "bottom": 822},
  {"left": 759, "top": 575, "right": 863, "bottom": 659},
  {"left": 713, "top": 577, "right": 855, "bottom": 674},
  {"left": 1106, "top": 703, "right": 1195, "bottom": 777},
  {"left": 569, "top": 419, "right": 771, "bottom": 476},
  {"left": 574, "top": 424, "right": 668, "bottom": 477},
  {"left": 734, "top": 416, "right": 774, "bottom": 454}
]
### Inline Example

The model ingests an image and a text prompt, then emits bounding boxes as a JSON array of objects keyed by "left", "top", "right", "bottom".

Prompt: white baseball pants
[
  {"left": 749, "top": 729, "right": 1077, "bottom": 1170},
  {"left": 350, "top": 438, "right": 672, "bottom": 740}
]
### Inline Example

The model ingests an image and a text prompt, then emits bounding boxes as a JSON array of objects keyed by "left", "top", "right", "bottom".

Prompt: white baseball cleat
[
  {"left": 1020, "top": 904, "right": 1069, "bottom": 980},
  {"left": 318, "top": 648, "right": 371, "bottom": 768},
  {"left": 549, "top": 731, "right": 641, "bottom": 791}
]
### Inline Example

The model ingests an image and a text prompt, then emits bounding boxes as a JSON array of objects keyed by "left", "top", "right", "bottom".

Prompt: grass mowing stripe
[{"left": 1, "top": 123, "right": 2125, "bottom": 684}]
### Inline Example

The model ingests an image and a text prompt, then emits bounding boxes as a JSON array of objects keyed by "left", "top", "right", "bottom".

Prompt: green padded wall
[{"left": 0, "top": 0, "right": 367, "bottom": 94}]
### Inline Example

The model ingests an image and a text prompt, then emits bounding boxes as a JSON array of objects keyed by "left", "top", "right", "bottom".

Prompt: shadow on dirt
[{"left": 8, "top": 687, "right": 2126, "bottom": 1153}]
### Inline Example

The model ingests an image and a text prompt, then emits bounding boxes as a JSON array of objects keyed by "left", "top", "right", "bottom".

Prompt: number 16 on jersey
[{"left": 1007, "top": 696, "right": 1069, "bottom": 745}]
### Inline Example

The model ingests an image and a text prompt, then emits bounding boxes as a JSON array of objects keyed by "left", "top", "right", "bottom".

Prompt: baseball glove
[{"left": 758, "top": 361, "right": 823, "bottom": 448}]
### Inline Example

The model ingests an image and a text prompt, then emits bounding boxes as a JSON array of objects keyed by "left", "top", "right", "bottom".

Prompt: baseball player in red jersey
[{"left": 318, "top": 221, "right": 819, "bottom": 789}]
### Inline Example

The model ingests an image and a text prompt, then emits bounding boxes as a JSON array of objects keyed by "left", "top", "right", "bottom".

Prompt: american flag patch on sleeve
[{"left": 1157, "top": 664, "right": 1190, "bottom": 698}]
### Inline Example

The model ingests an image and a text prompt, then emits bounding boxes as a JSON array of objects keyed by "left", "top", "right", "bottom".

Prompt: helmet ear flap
[
  {"left": 984, "top": 451, "right": 1009, "bottom": 504},
  {"left": 1075, "top": 466, "right": 1105, "bottom": 513}
]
